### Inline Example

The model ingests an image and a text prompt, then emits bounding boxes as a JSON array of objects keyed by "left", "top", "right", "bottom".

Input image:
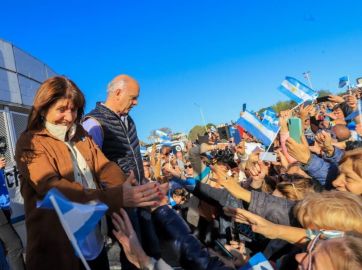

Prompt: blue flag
[
  {"left": 37, "top": 188, "right": 108, "bottom": 253},
  {"left": 278, "top": 76, "right": 317, "bottom": 104},
  {"left": 345, "top": 100, "right": 362, "bottom": 121},
  {"left": 345, "top": 110, "right": 361, "bottom": 121},
  {"left": 261, "top": 108, "right": 279, "bottom": 133},
  {"left": 239, "top": 252, "right": 273, "bottom": 270},
  {"left": 338, "top": 76, "right": 349, "bottom": 88},
  {"left": 0, "top": 170, "right": 10, "bottom": 210},
  {"left": 237, "top": 111, "right": 278, "bottom": 147}
]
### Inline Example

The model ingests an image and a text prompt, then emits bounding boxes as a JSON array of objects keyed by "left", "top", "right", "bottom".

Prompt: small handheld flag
[
  {"left": 261, "top": 108, "right": 279, "bottom": 133},
  {"left": 278, "top": 76, "right": 317, "bottom": 104},
  {"left": 155, "top": 130, "right": 172, "bottom": 143},
  {"left": 338, "top": 76, "right": 349, "bottom": 88},
  {"left": 38, "top": 188, "right": 108, "bottom": 270},
  {"left": 237, "top": 111, "right": 278, "bottom": 147}
]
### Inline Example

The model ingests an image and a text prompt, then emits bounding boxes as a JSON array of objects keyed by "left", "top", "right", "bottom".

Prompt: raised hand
[
  {"left": 0, "top": 157, "right": 6, "bottom": 170},
  {"left": 279, "top": 110, "right": 292, "bottom": 133},
  {"left": 122, "top": 171, "right": 162, "bottom": 207},
  {"left": 112, "top": 209, "right": 151, "bottom": 269},
  {"left": 286, "top": 137, "right": 311, "bottom": 164},
  {"left": 345, "top": 94, "right": 357, "bottom": 110},
  {"left": 223, "top": 207, "right": 277, "bottom": 240},
  {"left": 328, "top": 95, "right": 344, "bottom": 104},
  {"left": 315, "top": 130, "right": 334, "bottom": 156}
]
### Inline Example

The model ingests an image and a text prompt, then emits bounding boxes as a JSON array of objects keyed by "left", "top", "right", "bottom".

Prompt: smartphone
[
  {"left": 260, "top": 152, "right": 277, "bottom": 162},
  {"left": 288, "top": 117, "right": 302, "bottom": 144},
  {"left": 214, "top": 240, "right": 234, "bottom": 258},
  {"left": 316, "top": 96, "right": 330, "bottom": 103}
]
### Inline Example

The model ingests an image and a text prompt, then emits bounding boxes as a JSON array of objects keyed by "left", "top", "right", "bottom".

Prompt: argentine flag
[
  {"left": 278, "top": 76, "right": 317, "bottom": 104},
  {"left": 155, "top": 129, "right": 172, "bottom": 142},
  {"left": 261, "top": 108, "right": 279, "bottom": 133},
  {"left": 37, "top": 188, "right": 108, "bottom": 264},
  {"left": 237, "top": 111, "right": 278, "bottom": 147},
  {"left": 338, "top": 76, "right": 349, "bottom": 88},
  {"left": 239, "top": 252, "right": 273, "bottom": 270}
]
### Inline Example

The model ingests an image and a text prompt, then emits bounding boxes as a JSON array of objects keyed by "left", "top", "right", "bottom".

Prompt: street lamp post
[
  {"left": 194, "top": 103, "right": 208, "bottom": 133},
  {"left": 302, "top": 71, "right": 314, "bottom": 89}
]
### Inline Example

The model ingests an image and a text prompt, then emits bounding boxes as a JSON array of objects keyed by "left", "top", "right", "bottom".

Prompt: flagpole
[
  {"left": 348, "top": 75, "right": 352, "bottom": 95},
  {"left": 49, "top": 195, "right": 91, "bottom": 270},
  {"left": 194, "top": 103, "right": 208, "bottom": 133}
]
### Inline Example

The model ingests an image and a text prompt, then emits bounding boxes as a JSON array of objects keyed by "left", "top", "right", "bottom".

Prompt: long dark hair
[{"left": 26, "top": 76, "right": 85, "bottom": 131}]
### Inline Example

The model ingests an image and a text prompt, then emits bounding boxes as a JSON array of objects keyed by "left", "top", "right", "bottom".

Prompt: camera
[
  {"left": 202, "top": 147, "right": 237, "bottom": 168},
  {"left": 0, "top": 136, "right": 7, "bottom": 157}
]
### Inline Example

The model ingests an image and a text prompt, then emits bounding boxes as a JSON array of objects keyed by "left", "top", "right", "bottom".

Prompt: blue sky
[{"left": 2, "top": 0, "right": 362, "bottom": 142}]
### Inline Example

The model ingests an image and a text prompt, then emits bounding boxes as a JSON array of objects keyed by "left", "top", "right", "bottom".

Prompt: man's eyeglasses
[{"left": 184, "top": 164, "right": 193, "bottom": 169}]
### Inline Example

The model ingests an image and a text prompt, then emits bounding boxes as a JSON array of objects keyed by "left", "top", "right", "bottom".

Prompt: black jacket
[
  {"left": 152, "top": 205, "right": 233, "bottom": 270},
  {"left": 84, "top": 102, "right": 144, "bottom": 183}
]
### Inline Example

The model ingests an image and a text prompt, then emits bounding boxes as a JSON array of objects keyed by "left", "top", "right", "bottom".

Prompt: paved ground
[{"left": 108, "top": 240, "right": 122, "bottom": 270}]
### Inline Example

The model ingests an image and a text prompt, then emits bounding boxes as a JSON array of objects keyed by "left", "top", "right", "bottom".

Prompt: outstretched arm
[{"left": 224, "top": 207, "right": 308, "bottom": 244}]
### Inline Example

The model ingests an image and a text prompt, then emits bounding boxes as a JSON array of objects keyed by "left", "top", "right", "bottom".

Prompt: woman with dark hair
[{"left": 15, "top": 77, "right": 161, "bottom": 270}]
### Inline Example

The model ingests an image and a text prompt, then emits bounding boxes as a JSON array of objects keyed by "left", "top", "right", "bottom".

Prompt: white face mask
[{"left": 45, "top": 121, "right": 76, "bottom": 141}]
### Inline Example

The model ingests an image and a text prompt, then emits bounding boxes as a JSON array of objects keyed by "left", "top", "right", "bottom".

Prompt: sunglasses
[{"left": 184, "top": 164, "right": 193, "bottom": 169}]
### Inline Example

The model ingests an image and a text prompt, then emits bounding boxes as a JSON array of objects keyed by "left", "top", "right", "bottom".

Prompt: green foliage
[
  {"left": 318, "top": 89, "right": 332, "bottom": 97},
  {"left": 188, "top": 125, "right": 207, "bottom": 141},
  {"left": 271, "top": 100, "right": 297, "bottom": 113}
]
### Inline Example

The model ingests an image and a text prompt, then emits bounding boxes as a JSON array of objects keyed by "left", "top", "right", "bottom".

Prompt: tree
[
  {"left": 271, "top": 100, "right": 297, "bottom": 113},
  {"left": 318, "top": 89, "right": 332, "bottom": 97},
  {"left": 188, "top": 125, "right": 207, "bottom": 142}
]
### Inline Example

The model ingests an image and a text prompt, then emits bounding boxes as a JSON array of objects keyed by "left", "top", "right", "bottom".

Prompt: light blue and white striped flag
[
  {"left": 37, "top": 188, "right": 108, "bottom": 257},
  {"left": 237, "top": 111, "right": 278, "bottom": 147},
  {"left": 278, "top": 76, "right": 318, "bottom": 104},
  {"left": 339, "top": 76, "right": 349, "bottom": 88},
  {"left": 262, "top": 108, "right": 279, "bottom": 133},
  {"left": 239, "top": 252, "right": 273, "bottom": 270},
  {"left": 155, "top": 129, "right": 172, "bottom": 142}
]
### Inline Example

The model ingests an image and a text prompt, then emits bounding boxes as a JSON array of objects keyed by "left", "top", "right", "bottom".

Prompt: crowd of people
[{"left": 0, "top": 74, "right": 362, "bottom": 270}]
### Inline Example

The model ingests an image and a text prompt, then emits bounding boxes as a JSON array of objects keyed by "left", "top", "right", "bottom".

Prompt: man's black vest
[{"left": 85, "top": 102, "right": 144, "bottom": 183}]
